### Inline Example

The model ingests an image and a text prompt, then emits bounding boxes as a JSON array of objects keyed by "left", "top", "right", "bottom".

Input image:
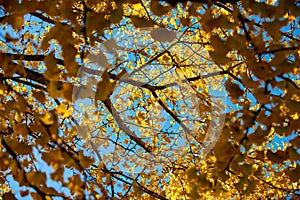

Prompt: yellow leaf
[
  {"left": 51, "top": 167, "right": 64, "bottom": 181},
  {"left": 11, "top": 141, "right": 32, "bottom": 155},
  {"left": 131, "top": 16, "right": 154, "bottom": 28},
  {"left": 150, "top": 29, "right": 177, "bottom": 42},
  {"left": 95, "top": 70, "right": 116, "bottom": 102},
  {"left": 247, "top": 126, "right": 267, "bottom": 145},
  {"left": 10, "top": 16, "right": 24, "bottom": 30},
  {"left": 214, "top": 140, "right": 239, "bottom": 162},
  {"left": 26, "top": 171, "right": 46, "bottom": 186},
  {"left": 110, "top": 6, "right": 123, "bottom": 24},
  {"left": 286, "top": 147, "right": 300, "bottom": 161},
  {"left": 289, "top": 136, "right": 300, "bottom": 148},
  {"left": 62, "top": 83, "right": 73, "bottom": 102},
  {"left": 32, "top": 90, "right": 46, "bottom": 103},
  {"left": 186, "top": 166, "right": 197, "bottom": 180},
  {"left": 14, "top": 96, "right": 27, "bottom": 113},
  {"left": 57, "top": 104, "right": 72, "bottom": 118},
  {"left": 225, "top": 80, "right": 244, "bottom": 100},
  {"left": 13, "top": 123, "right": 29, "bottom": 137},
  {"left": 209, "top": 50, "right": 231, "bottom": 65},
  {"left": 150, "top": 1, "right": 171, "bottom": 16},
  {"left": 180, "top": 17, "right": 190, "bottom": 27},
  {"left": 286, "top": 99, "right": 300, "bottom": 113},
  {"left": 2, "top": 192, "right": 17, "bottom": 200},
  {"left": 77, "top": 151, "right": 94, "bottom": 169},
  {"left": 40, "top": 112, "right": 54, "bottom": 125},
  {"left": 284, "top": 166, "right": 300, "bottom": 182},
  {"left": 266, "top": 150, "right": 288, "bottom": 163},
  {"left": 47, "top": 81, "right": 60, "bottom": 99},
  {"left": 44, "top": 53, "right": 60, "bottom": 81}
]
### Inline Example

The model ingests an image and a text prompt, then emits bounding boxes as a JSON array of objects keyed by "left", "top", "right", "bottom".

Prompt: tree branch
[{"left": 102, "top": 99, "right": 153, "bottom": 153}]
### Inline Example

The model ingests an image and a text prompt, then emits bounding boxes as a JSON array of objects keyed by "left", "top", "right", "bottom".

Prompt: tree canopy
[{"left": 0, "top": 0, "right": 300, "bottom": 199}]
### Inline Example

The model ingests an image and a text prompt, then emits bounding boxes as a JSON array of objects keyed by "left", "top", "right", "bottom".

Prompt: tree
[{"left": 0, "top": 0, "right": 299, "bottom": 199}]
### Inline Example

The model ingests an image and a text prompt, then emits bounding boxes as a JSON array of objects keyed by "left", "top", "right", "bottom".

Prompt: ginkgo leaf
[
  {"left": 5, "top": 15, "right": 24, "bottom": 30},
  {"left": 44, "top": 53, "right": 60, "bottom": 81},
  {"left": 286, "top": 99, "right": 300, "bottom": 113},
  {"left": 150, "top": 1, "right": 172, "bottom": 16},
  {"left": 180, "top": 17, "right": 190, "bottom": 27},
  {"left": 20, "top": 190, "right": 29, "bottom": 197},
  {"left": 26, "top": 171, "right": 46, "bottom": 187},
  {"left": 11, "top": 141, "right": 32, "bottom": 155},
  {"left": 40, "top": 112, "right": 54, "bottom": 125},
  {"left": 186, "top": 166, "right": 197, "bottom": 180},
  {"left": 209, "top": 50, "right": 232, "bottom": 65},
  {"left": 131, "top": 16, "right": 154, "bottom": 28},
  {"left": 266, "top": 150, "right": 288, "bottom": 163},
  {"left": 62, "top": 83, "right": 73, "bottom": 102},
  {"left": 286, "top": 147, "right": 300, "bottom": 161},
  {"left": 225, "top": 80, "right": 244, "bottom": 100},
  {"left": 95, "top": 70, "right": 116, "bottom": 102},
  {"left": 32, "top": 90, "right": 46, "bottom": 103},
  {"left": 263, "top": 19, "right": 287, "bottom": 40},
  {"left": 289, "top": 136, "right": 300, "bottom": 148},
  {"left": 47, "top": 81, "right": 60, "bottom": 99},
  {"left": 51, "top": 167, "right": 64, "bottom": 182},
  {"left": 62, "top": 43, "right": 78, "bottom": 71},
  {"left": 150, "top": 28, "right": 177, "bottom": 42},
  {"left": 14, "top": 96, "right": 27, "bottom": 113},
  {"left": 41, "top": 23, "right": 63, "bottom": 50},
  {"left": 247, "top": 126, "right": 267, "bottom": 145},
  {"left": 2, "top": 192, "right": 17, "bottom": 200},
  {"left": 214, "top": 140, "right": 239, "bottom": 162},
  {"left": 284, "top": 166, "right": 300, "bottom": 182},
  {"left": 77, "top": 151, "right": 94, "bottom": 169},
  {"left": 110, "top": 6, "right": 123, "bottom": 24},
  {"left": 13, "top": 123, "right": 29, "bottom": 136},
  {"left": 189, "top": 184, "right": 200, "bottom": 199},
  {"left": 57, "top": 104, "right": 72, "bottom": 118}
]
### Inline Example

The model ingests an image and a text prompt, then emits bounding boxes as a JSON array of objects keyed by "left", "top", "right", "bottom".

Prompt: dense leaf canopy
[{"left": 0, "top": 0, "right": 299, "bottom": 199}]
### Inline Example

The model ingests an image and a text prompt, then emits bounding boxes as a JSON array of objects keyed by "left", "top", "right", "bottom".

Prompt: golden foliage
[{"left": 0, "top": 0, "right": 299, "bottom": 199}]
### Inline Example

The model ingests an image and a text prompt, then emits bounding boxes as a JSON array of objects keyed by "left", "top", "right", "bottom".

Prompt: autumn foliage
[{"left": 0, "top": 0, "right": 300, "bottom": 199}]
